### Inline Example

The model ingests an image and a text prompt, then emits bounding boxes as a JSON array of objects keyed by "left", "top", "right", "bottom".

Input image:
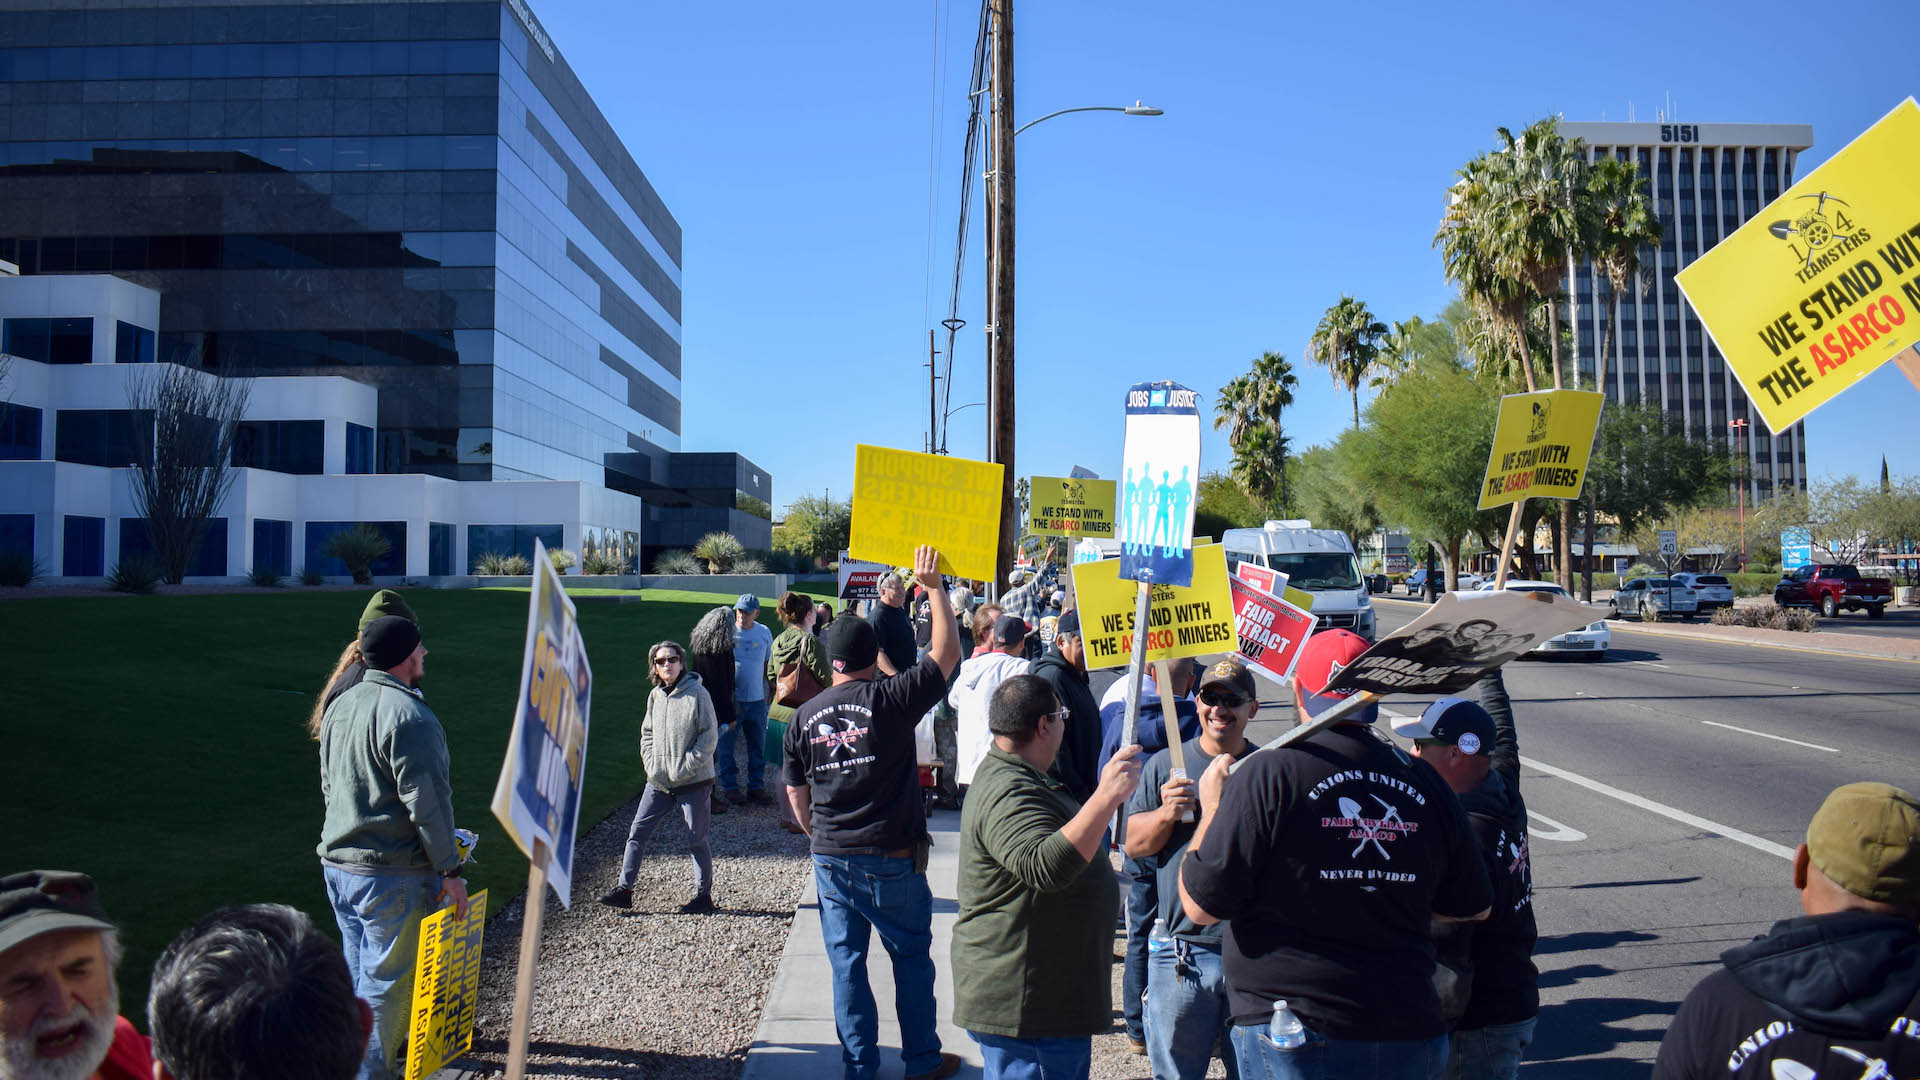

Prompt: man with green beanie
[
  {"left": 1654, "top": 782, "right": 1920, "bottom": 1080},
  {"left": 323, "top": 591, "right": 421, "bottom": 715}
]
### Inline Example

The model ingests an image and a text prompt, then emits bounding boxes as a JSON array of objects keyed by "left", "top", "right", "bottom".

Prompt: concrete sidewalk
[{"left": 741, "top": 808, "right": 985, "bottom": 1080}]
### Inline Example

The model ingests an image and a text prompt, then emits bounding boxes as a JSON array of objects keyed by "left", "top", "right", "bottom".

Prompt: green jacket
[
  {"left": 768, "top": 625, "right": 831, "bottom": 688},
  {"left": 315, "top": 670, "right": 461, "bottom": 874},
  {"left": 951, "top": 746, "right": 1117, "bottom": 1039}
]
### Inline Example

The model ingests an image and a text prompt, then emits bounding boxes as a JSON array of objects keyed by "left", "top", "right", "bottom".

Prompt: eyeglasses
[
  {"left": 1046, "top": 706, "right": 1071, "bottom": 722},
  {"left": 652, "top": 655, "right": 682, "bottom": 667},
  {"left": 1199, "top": 689, "right": 1251, "bottom": 709}
]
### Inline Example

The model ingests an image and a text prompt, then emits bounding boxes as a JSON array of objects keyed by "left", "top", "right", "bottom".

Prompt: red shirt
[{"left": 99, "top": 1016, "right": 151, "bottom": 1080}]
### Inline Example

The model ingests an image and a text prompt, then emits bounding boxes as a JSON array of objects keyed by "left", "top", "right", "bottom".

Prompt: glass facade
[
  {"left": 0, "top": 0, "right": 685, "bottom": 492},
  {"left": 63, "top": 514, "right": 104, "bottom": 575}
]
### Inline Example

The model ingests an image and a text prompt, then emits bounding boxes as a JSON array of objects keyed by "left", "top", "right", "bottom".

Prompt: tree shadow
[
  {"left": 1538, "top": 963, "right": 1615, "bottom": 990},
  {"left": 1523, "top": 995, "right": 1679, "bottom": 1072},
  {"left": 461, "top": 1037, "right": 747, "bottom": 1078},
  {"left": 1565, "top": 877, "right": 1700, "bottom": 891},
  {"left": 1533, "top": 930, "right": 1659, "bottom": 955}
]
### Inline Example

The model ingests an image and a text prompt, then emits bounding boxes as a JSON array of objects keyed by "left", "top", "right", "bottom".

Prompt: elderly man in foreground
[{"left": 0, "top": 870, "right": 151, "bottom": 1080}]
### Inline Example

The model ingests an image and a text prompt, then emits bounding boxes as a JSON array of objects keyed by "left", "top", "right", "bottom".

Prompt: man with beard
[
  {"left": 317, "top": 615, "right": 468, "bottom": 1080},
  {"left": 0, "top": 870, "right": 150, "bottom": 1080}
]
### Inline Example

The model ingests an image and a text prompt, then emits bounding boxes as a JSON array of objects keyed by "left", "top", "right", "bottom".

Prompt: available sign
[
  {"left": 837, "top": 552, "right": 889, "bottom": 603},
  {"left": 1029, "top": 475, "right": 1118, "bottom": 537},
  {"left": 1073, "top": 543, "right": 1236, "bottom": 669},
  {"left": 848, "top": 444, "right": 1003, "bottom": 582},
  {"left": 404, "top": 889, "right": 489, "bottom": 1080},
  {"left": 491, "top": 539, "right": 592, "bottom": 905},
  {"left": 1477, "top": 389, "right": 1606, "bottom": 510},
  {"left": 1676, "top": 98, "right": 1920, "bottom": 434},
  {"left": 1229, "top": 576, "right": 1317, "bottom": 685}
]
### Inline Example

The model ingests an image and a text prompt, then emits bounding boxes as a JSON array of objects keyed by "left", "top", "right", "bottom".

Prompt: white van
[{"left": 1220, "top": 520, "right": 1376, "bottom": 641}]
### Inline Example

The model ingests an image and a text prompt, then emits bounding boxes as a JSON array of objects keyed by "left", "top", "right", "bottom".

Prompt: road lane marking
[
  {"left": 1518, "top": 755, "right": 1794, "bottom": 861},
  {"left": 1528, "top": 811, "right": 1586, "bottom": 842},
  {"left": 1700, "top": 720, "right": 1839, "bottom": 753},
  {"left": 1636, "top": 661, "right": 1675, "bottom": 670}
]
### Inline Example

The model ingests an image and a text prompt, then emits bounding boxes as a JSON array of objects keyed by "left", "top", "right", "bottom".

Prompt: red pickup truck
[{"left": 1774, "top": 564, "right": 1894, "bottom": 618}]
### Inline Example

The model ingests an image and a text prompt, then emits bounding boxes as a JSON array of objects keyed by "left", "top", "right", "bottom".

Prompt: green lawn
[{"left": 0, "top": 587, "right": 757, "bottom": 1024}]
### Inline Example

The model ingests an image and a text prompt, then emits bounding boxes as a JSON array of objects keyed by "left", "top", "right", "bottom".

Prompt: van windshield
[{"left": 1269, "top": 552, "right": 1361, "bottom": 591}]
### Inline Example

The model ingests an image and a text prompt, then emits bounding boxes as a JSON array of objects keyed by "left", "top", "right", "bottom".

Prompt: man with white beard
[{"left": 0, "top": 871, "right": 150, "bottom": 1080}]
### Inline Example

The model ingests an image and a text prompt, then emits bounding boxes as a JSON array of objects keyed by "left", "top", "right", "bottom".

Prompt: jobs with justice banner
[
  {"left": 1676, "top": 98, "right": 1920, "bottom": 434},
  {"left": 1477, "top": 389, "right": 1605, "bottom": 510},
  {"left": 1073, "top": 543, "right": 1236, "bottom": 669},
  {"left": 1323, "top": 588, "right": 1599, "bottom": 696},
  {"left": 847, "top": 444, "right": 1003, "bottom": 582},
  {"left": 1117, "top": 381, "right": 1202, "bottom": 587}
]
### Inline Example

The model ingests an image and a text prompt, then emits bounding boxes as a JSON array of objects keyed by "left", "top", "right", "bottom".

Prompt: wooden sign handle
[
  {"left": 1153, "top": 662, "right": 1193, "bottom": 823},
  {"left": 503, "top": 839, "right": 550, "bottom": 1080}
]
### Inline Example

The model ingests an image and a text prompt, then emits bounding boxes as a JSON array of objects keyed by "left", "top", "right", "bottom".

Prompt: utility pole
[
  {"left": 926, "top": 329, "right": 940, "bottom": 454},
  {"left": 987, "top": 0, "right": 1017, "bottom": 597}
]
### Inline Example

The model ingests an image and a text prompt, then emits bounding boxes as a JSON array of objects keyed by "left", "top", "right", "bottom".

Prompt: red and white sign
[
  {"left": 1234, "top": 561, "right": 1279, "bottom": 593},
  {"left": 837, "top": 551, "right": 889, "bottom": 603},
  {"left": 1230, "top": 576, "right": 1317, "bottom": 685}
]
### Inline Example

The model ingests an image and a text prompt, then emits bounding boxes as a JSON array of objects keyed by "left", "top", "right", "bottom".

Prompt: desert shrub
[
  {"left": 247, "top": 566, "right": 284, "bottom": 587},
  {"left": 107, "top": 554, "right": 164, "bottom": 594},
  {"left": 580, "top": 550, "right": 627, "bottom": 575},
  {"left": 499, "top": 554, "right": 532, "bottom": 576},
  {"left": 653, "top": 549, "right": 701, "bottom": 575},
  {"left": 1710, "top": 607, "right": 1741, "bottom": 626},
  {"left": 322, "top": 525, "right": 391, "bottom": 586},
  {"left": 0, "top": 551, "right": 44, "bottom": 587},
  {"left": 1711, "top": 602, "right": 1819, "bottom": 632},
  {"left": 297, "top": 565, "right": 325, "bottom": 586},
  {"left": 1784, "top": 609, "right": 1820, "bottom": 632},
  {"left": 547, "top": 547, "right": 578, "bottom": 572},
  {"left": 473, "top": 552, "right": 508, "bottom": 576},
  {"left": 731, "top": 556, "right": 766, "bottom": 576},
  {"left": 691, "top": 532, "right": 745, "bottom": 574}
]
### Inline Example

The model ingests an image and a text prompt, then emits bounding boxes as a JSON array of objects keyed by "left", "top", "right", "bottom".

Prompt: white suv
[{"left": 1671, "top": 572, "right": 1735, "bottom": 613}]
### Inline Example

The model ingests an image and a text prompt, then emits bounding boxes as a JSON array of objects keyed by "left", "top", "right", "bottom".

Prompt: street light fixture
[{"left": 1013, "top": 100, "right": 1165, "bottom": 137}]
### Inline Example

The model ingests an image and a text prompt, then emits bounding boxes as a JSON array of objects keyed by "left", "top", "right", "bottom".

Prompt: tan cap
[{"left": 1806, "top": 782, "right": 1920, "bottom": 907}]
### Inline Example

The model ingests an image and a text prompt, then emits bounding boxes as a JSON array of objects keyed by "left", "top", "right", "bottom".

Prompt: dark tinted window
[
  {"left": 467, "top": 523, "right": 562, "bottom": 569},
  {"left": 252, "top": 518, "right": 292, "bottom": 576},
  {"left": 232, "top": 420, "right": 324, "bottom": 474},
  {"left": 1821, "top": 565, "right": 1860, "bottom": 579},
  {"left": 429, "top": 521, "right": 453, "bottom": 576},
  {"left": 4, "top": 317, "right": 93, "bottom": 364},
  {"left": 346, "top": 422, "right": 375, "bottom": 474},
  {"left": 63, "top": 515, "right": 105, "bottom": 575},
  {"left": 115, "top": 321, "right": 156, "bottom": 364},
  {"left": 304, "top": 521, "right": 406, "bottom": 577},
  {"left": 1694, "top": 576, "right": 1729, "bottom": 585},
  {"left": 55, "top": 409, "right": 151, "bottom": 467},
  {"left": 119, "top": 517, "right": 228, "bottom": 576},
  {"left": 0, "top": 514, "right": 34, "bottom": 559},
  {"left": 0, "top": 403, "right": 43, "bottom": 459}
]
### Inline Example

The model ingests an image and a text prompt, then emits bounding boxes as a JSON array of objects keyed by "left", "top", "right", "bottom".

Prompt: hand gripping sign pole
[{"left": 1111, "top": 381, "right": 1201, "bottom": 847}]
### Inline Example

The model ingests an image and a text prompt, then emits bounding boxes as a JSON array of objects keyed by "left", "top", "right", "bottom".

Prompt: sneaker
[
  {"left": 905, "top": 1052, "right": 963, "bottom": 1080},
  {"left": 748, "top": 789, "right": 775, "bottom": 807},
  {"left": 678, "top": 894, "right": 715, "bottom": 915},
  {"left": 726, "top": 789, "right": 749, "bottom": 806},
  {"left": 1125, "top": 1037, "right": 1147, "bottom": 1056},
  {"left": 596, "top": 885, "right": 632, "bottom": 909},
  {"left": 709, "top": 792, "right": 729, "bottom": 816}
]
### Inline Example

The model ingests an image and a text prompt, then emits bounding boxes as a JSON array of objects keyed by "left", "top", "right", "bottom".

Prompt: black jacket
[
  {"left": 1653, "top": 911, "right": 1920, "bottom": 1080},
  {"left": 1433, "top": 670, "right": 1538, "bottom": 1029},
  {"left": 691, "top": 651, "right": 736, "bottom": 728},
  {"left": 1030, "top": 648, "right": 1101, "bottom": 803}
]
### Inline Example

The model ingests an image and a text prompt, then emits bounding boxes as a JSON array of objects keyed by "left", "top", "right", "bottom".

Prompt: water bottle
[
  {"left": 1147, "top": 918, "right": 1173, "bottom": 956},
  {"left": 1268, "top": 999, "right": 1306, "bottom": 1048}
]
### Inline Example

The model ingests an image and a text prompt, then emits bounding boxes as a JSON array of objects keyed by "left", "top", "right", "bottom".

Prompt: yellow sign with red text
[
  {"left": 1477, "top": 390, "right": 1605, "bottom": 510},
  {"left": 1676, "top": 98, "right": 1920, "bottom": 433}
]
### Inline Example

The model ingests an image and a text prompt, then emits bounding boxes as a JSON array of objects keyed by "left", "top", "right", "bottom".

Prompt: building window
[
  {"left": 346, "top": 422, "right": 375, "bottom": 475},
  {"left": 0, "top": 402, "right": 42, "bottom": 459},
  {"left": 305, "top": 521, "right": 407, "bottom": 578},
  {"left": 62, "top": 516, "right": 105, "bottom": 576},
  {"left": 115, "top": 322, "right": 156, "bottom": 364},
  {"left": 430, "top": 522, "right": 454, "bottom": 576},
  {"left": 119, "top": 517, "right": 228, "bottom": 576},
  {"left": 467, "top": 524, "right": 563, "bottom": 570},
  {"left": 3, "top": 317, "right": 93, "bottom": 364},
  {"left": 0, "top": 514, "right": 33, "bottom": 559},
  {"left": 253, "top": 519, "right": 293, "bottom": 577},
  {"left": 55, "top": 409, "right": 150, "bottom": 467},
  {"left": 231, "top": 420, "right": 324, "bottom": 474}
]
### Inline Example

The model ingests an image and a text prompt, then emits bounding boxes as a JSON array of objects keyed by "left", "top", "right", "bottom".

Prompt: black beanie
[
  {"left": 360, "top": 615, "right": 422, "bottom": 671},
  {"left": 823, "top": 616, "right": 879, "bottom": 674}
]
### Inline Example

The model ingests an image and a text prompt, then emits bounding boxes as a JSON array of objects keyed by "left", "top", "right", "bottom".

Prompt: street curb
[{"left": 1373, "top": 596, "right": 1920, "bottom": 665}]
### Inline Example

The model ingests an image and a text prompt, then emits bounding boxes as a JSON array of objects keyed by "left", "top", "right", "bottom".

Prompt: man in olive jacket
[{"left": 316, "top": 615, "right": 467, "bottom": 1080}]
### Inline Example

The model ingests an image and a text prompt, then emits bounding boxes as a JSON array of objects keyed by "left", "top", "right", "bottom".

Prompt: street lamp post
[{"left": 1729, "top": 418, "right": 1750, "bottom": 568}]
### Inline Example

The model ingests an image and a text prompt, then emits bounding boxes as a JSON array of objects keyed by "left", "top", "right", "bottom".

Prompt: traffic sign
[{"left": 1658, "top": 530, "right": 1679, "bottom": 558}]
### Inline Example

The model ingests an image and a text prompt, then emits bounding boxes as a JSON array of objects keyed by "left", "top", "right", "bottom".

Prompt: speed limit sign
[{"left": 1658, "top": 530, "right": 1678, "bottom": 557}]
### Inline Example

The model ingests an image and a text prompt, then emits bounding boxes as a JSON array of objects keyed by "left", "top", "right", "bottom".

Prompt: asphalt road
[{"left": 1238, "top": 597, "right": 1920, "bottom": 1078}]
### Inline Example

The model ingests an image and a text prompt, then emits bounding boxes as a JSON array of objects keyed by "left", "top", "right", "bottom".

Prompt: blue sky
[{"left": 531, "top": 0, "right": 1920, "bottom": 515}]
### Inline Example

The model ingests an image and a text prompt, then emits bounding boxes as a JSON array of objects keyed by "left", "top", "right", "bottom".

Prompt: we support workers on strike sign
[
  {"left": 1028, "top": 475, "right": 1118, "bottom": 538},
  {"left": 847, "top": 444, "right": 1003, "bottom": 582},
  {"left": 1677, "top": 98, "right": 1920, "bottom": 433},
  {"left": 404, "top": 889, "right": 489, "bottom": 1080},
  {"left": 1072, "top": 543, "right": 1236, "bottom": 668},
  {"left": 1477, "top": 389, "right": 1605, "bottom": 510},
  {"left": 491, "top": 538, "right": 592, "bottom": 905},
  {"left": 1117, "top": 381, "right": 1202, "bottom": 587}
]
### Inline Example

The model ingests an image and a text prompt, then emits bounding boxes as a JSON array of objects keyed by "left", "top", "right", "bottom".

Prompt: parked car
[
  {"left": 1364, "top": 573, "right": 1391, "bottom": 594},
  {"left": 1475, "top": 579, "right": 1610, "bottom": 659},
  {"left": 1774, "top": 563, "right": 1893, "bottom": 618},
  {"left": 1611, "top": 577, "right": 1699, "bottom": 621},
  {"left": 1403, "top": 568, "right": 1484, "bottom": 597},
  {"left": 1671, "top": 572, "right": 1735, "bottom": 613}
]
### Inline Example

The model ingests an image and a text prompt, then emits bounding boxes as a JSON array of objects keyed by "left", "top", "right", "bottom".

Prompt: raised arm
[{"left": 1471, "top": 669, "right": 1519, "bottom": 788}]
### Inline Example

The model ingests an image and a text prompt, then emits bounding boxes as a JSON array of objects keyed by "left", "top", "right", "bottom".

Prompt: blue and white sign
[
  {"left": 1117, "top": 381, "right": 1202, "bottom": 587},
  {"left": 1782, "top": 527, "right": 1813, "bottom": 572}
]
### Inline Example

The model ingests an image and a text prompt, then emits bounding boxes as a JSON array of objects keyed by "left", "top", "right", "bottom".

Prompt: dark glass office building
[{"left": 0, "top": 0, "right": 770, "bottom": 554}]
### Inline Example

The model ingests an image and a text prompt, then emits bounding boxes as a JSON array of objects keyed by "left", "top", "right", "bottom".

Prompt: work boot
[
  {"left": 726, "top": 788, "right": 749, "bottom": 806},
  {"left": 748, "top": 789, "right": 775, "bottom": 807},
  {"left": 596, "top": 884, "right": 632, "bottom": 909},
  {"left": 709, "top": 791, "right": 729, "bottom": 816},
  {"left": 678, "top": 894, "right": 715, "bottom": 915},
  {"left": 905, "top": 1052, "right": 962, "bottom": 1080}
]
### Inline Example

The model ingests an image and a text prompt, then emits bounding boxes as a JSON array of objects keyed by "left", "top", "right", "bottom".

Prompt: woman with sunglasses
[{"left": 598, "top": 641, "right": 719, "bottom": 914}]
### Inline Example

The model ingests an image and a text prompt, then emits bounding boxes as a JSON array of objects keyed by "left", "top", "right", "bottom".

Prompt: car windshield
[
  {"left": 1642, "top": 579, "right": 1677, "bottom": 588},
  {"left": 1695, "top": 576, "right": 1729, "bottom": 585},
  {"left": 1269, "top": 552, "right": 1361, "bottom": 590}
]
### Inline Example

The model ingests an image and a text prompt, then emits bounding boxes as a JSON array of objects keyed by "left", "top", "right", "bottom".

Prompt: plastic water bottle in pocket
[
  {"left": 1147, "top": 918, "right": 1172, "bottom": 956},
  {"left": 1268, "top": 999, "right": 1306, "bottom": 1048}
]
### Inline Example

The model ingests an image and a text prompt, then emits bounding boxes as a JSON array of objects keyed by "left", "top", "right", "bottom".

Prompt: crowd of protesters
[{"left": 12, "top": 563, "right": 1919, "bottom": 1080}]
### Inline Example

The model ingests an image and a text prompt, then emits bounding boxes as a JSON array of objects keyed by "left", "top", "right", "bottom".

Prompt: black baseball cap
[
  {"left": 1055, "top": 609, "right": 1080, "bottom": 637},
  {"left": 994, "top": 614, "right": 1031, "bottom": 646},
  {"left": 824, "top": 616, "right": 879, "bottom": 673},
  {"left": 1393, "top": 698, "right": 1496, "bottom": 756},
  {"left": 1198, "top": 658, "right": 1257, "bottom": 701},
  {"left": 0, "top": 870, "right": 116, "bottom": 955}
]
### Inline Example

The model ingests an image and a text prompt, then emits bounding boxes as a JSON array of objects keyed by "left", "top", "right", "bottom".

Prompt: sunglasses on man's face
[
  {"left": 1199, "top": 689, "right": 1250, "bottom": 709},
  {"left": 652, "top": 655, "right": 683, "bottom": 667}
]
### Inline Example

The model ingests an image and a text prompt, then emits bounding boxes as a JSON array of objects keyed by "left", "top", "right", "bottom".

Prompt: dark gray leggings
[{"left": 617, "top": 780, "right": 713, "bottom": 897}]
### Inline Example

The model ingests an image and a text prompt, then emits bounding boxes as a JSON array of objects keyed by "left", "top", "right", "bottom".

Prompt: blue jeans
[
  {"left": 813, "top": 854, "right": 942, "bottom": 1080},
  {"left": 720, "top": 697, "right": 770, "bottom": 793},
  {"left": 1230, "top": 1021, "right": 1447, "bottom": 1080},
  {"left": 971, "top": 1032, "right": 1093, "bottom": 1080},
  {"left": 1121, "top": 858, "right": 1156, "bottom": 1042},
  {"left": 322, "top": 866, "right": 442, "bottom": 1080},
  {"left": 1147, "top": 939, "right": 1238, "bottom": 1080},
  {"left": 1444, "top": 1018, "right": 1534, "bottom": 1080}
]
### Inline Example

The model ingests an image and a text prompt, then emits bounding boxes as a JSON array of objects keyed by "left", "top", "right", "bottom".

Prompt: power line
[{"left": 938, "top": 0, "right": 991, "bottom": 454}]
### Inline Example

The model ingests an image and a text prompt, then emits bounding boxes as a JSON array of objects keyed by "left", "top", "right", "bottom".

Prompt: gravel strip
[{"left": 454, "top": 766, "right": 810, "bottom": 1079}]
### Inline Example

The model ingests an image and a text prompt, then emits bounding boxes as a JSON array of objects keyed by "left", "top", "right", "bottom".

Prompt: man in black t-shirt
[
  {"left": 867, "top": 571, "right": 918, "bottom": 677},
  {"left": 784, "top": 545, "right": 963, "bottom": 1080},
  {"left": 1179, "top": 630, "right": 1492, "bottom": 1080}
]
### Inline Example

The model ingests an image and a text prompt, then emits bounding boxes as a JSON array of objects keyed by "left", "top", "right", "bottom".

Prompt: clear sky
[{"left": 530, "top": 0, "right": 1920, "bottom": 516}]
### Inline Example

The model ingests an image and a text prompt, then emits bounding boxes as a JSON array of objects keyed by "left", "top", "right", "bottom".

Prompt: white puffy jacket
[{"left": 947, "top": 651, "right": 1031, "bottom": 786}]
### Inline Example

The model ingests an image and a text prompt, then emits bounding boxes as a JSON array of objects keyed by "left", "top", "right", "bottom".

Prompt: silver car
[{"left": 1611, "top": 577, "right": 1700, "bottom": 621}]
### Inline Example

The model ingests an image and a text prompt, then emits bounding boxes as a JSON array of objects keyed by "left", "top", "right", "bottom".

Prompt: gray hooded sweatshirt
[{"left": 643, "top": 671, "right": 720, "bottom": 791}]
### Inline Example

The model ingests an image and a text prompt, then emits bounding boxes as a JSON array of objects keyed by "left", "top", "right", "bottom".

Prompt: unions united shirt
[{"left": 783, "top": 657, "right": 947, "bottom": 855}]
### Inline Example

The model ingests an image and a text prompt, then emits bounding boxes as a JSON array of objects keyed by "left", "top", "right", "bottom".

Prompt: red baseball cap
[{"left": 1293, "top": 630, "right": 1378, "bottom": 724}]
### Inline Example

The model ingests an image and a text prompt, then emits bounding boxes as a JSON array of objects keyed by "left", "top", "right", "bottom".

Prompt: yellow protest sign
[
  {"left": 1676, "top": 98, "right": 1920, "bottom": 434},
  {"left": 1029, "top": 475, "right": 1118, "bottom": 538},
  {"left": 1071, "top": 543, "right": 1237, "bottom": 669},
  {"left": 1477, "top": 389, "right": 1605, "bottom": 510},
  {"left": 404, "top": 889, "right": 488, "bottom": 1080},
  {"left": 848, "top": 445, "right": 1003, "bottom": 582}
]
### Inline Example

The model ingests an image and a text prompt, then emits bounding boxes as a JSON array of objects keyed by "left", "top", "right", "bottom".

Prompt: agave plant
[{"left": 691, "top": 532, "right": 745, "bottom": 574}]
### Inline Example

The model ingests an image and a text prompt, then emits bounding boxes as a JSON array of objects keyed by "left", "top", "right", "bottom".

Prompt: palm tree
[
  {"left": 1214, "top": 352, "right": 1301, "bottom": 510},
  {"left": 1231, "top": 425, "right": 1286, "bottom": 509},
  {"left": 1213, "top": 374, "right": 1261, "bottom": 450},
  {"left": 1437, "top": 154, "right": 1538, "bottom": 391},
  {"left": 1494, "top": 117, "right": 1595, "bottom": 393},
  {"left": 1307, "top": 296, "right": 1387, "bottom": 428}
]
